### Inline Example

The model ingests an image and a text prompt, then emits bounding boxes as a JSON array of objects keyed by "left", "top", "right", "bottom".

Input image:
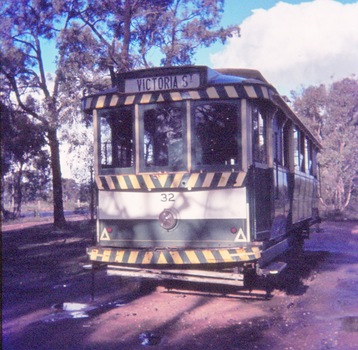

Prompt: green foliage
[
  {"left": 74, "top": 0, "right": 237, "bottom": 78},
  {"left": 62, "top": 178, "right": 79, "bottom": 202},
  {"left": 292, "top": 78, "right": 358, "bottom": 215},
  {"left": 0, "top": 0, "right": 72, "bottom": 226},
  {"left": 158, "top": 0, "right": 237, "bottom": 66},
  {"left": 1, "top": 101, "right": 50, "bottom": 217}
]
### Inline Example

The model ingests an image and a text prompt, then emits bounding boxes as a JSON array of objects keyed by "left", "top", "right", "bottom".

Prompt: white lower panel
[{"left": 99, "top": 188, "right": 247, "bottom": 220}]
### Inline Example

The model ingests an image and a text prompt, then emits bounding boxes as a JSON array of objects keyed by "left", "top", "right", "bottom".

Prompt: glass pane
[
  {"left": 293, "top": 128, "right": 299, "bottom": 170},
  {"left": 273, "top": 115, "right": 283, "bottom": 164},
  {"left": 293, "top": 128, "right": 305, "bottom": 172},
  {"left": 253, "top": 106, "right": 266, "bottom": 163},
  {"left": 195, "top": 103, "right": 239, "bottom": 166},
  {"left": 100, "top": 109, "right": 133, "bottom": 168},
  {"left": 143, "top": 104, "right": 184, "bottom": 170},
  {"left": 300, "top": 132, "right": 305, "bottom": 172},
  {"left": 283, "top": 122, "right": 291, "bottom": 168},
  {"left": 306, "top": 138, "right": 313, "bottom": 175}
]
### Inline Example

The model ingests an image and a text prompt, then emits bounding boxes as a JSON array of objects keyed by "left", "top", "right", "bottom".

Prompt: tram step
[
  {"left": 106, "top": 266, "right": 245, "bottom": 287},
  {"left": 260, "top": 261, "right": 287, "bottom": 276}
]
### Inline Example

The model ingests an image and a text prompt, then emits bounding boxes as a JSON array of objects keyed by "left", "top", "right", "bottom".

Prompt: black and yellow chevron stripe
[
  {"left": 95, "top": 171, "right": 247, "bottom": 191},
  {"left": 87, "top": 246, "right": 261, "bottom": 265},
  {"left": 82, "top": 84, "right": 273, "bottom": 111}
]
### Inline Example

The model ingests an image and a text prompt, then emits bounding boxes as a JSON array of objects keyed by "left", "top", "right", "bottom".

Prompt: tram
[{"left": 82, "top": 66, "right": 321, "bottom": 288}]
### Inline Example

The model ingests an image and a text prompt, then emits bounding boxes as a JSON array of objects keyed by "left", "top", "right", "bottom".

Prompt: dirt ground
[{"left": 2, "top": 220, "right": 358, "bottom": 350}]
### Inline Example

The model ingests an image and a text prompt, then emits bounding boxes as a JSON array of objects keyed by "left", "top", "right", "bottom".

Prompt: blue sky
[
  {"left": 195, "top": 0, "right": 308, "bottom": 63},
  {"left": 197, "top": 0, "right": 358, "bottom": 94}
]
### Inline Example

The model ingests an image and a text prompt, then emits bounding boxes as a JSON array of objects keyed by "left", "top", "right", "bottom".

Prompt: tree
[
  {"left": 1, "top": 101, "right": 50, "bottom": 218},
  {"left": 292, "top": 78, "right": 358, "bottom": 215},
  {"left": 74, "top": 0, "right": 237, "bottom": 82},
  {"left": 157, "top": 0, "right": 237, "bottom": 66},
  {"left": 0, "top": 0, "right": 80, "bottom": 227},
  {"left": 62, "top": 178, "right": 79, "bottom": 202}
]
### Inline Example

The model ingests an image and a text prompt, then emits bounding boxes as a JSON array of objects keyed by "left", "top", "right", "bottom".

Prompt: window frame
[
  {"left": 293, "top": 127, "right": 307, "bottom": 173},
  {"left": 191, "top": 99, "right": 242, "bottom": 171},
  {"left": 138, "top": 101, "right": 188, "bottom": 173},
  {"left": 252, "top": 103, "right": 268, "bottom": 165},
  {"left": 97, "top": 107, "right": 135, "bottom": 175}
]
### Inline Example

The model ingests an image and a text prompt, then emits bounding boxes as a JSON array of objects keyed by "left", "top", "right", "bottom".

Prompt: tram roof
[{"left": 82, "top": 66, "right": 321, "bottom": 149}]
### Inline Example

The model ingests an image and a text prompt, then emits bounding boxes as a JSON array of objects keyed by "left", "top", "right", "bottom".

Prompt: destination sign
[{"left": 125, "top": 73, "right": 200, "bottom": 93}]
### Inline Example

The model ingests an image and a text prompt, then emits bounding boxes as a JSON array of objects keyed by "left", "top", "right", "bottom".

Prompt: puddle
[
  {"left": 43, "top": 303, "right": 95, "bottom": 322},
  {"left": 62, "top": 302, "right": 95, "bottom": 317},
  {"left": 341, "top": 316, "right": 358, "bottom": 332},
  {"left": 139, "top": 332, "right": 161, "bottom": 346},
  {"left": 42, "top": 300, "right": 126, "bottom": 323}
]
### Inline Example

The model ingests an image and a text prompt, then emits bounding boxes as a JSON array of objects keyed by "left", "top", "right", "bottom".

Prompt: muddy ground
[{"left": 2, "top": 220, "right": 358, "bottom": 350}]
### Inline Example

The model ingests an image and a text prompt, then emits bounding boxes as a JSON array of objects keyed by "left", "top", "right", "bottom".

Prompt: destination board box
[
  {"left": 125, "top": 73, "right": 200, "bottom": 93},
  {"left": 116, "top": 66, "right": 211, "bottom": 93}
]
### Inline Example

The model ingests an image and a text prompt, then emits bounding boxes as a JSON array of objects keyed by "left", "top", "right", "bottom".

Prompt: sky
[{"left": 196, "top": 0, "right": 358, "bottom": 95}]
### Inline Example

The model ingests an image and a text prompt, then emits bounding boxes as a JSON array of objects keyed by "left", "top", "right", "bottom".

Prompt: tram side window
[
  {"left": 294, "top": 127, "right": 305, "bottom": 172},
  {"left": 252, "top": 106, "right": 266, "bottom": 163},
  {"left": 273, "top": 114, "right": 292, "bottom": 168},
  {"left": 273, "top": 115, "right": 284, "bottom": 165},
  {"left": 194, "top": 102, "right": 239, "bottom": 166},
  {"left": 312, "top": 146, "right": 318, "bottom": 177},
  {"left": 99, "top": 108, "right": 133, "bottom": 168},
  {"left": 142, "top": 104, "right": 185, "bottom": 170},
  {"left": 283, "top": 122, "right": 291, "bottom": 168},
  {"left": 306, "top": 139, "right": 314, "bottom": 175}
]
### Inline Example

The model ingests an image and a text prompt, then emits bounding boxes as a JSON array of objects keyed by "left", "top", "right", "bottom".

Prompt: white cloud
[{"left": 211, "top": 0, "right": 358, "bottom": 94}]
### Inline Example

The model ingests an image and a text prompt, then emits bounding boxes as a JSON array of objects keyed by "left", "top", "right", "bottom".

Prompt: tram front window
[
  {"left": 99, "top": 108, "right": 133, "bottom": 169},
  {"left": 142, "top": 104, "right": 185, "bottom": 171},
  {"left": 195, "top": 102, "right": 239, "bottom": 166}
]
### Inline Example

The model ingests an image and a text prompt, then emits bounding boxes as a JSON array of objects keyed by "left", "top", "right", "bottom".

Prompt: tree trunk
[
  {"left": 14, "top": 164, "right": 24, "bottom": 218},
  {"left": 48, "top": 128, "right": 66, "bottom": 228},
  {"left": 122, "top": 0, "right": 131, "bottom": 71}
]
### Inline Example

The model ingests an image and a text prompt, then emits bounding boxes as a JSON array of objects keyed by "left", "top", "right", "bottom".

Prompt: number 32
[{"left": 161, "top": 193, "right": 175, "bottom": 202}]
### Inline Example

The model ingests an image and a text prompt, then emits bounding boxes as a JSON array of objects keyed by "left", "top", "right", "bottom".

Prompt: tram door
[
  {"left": 271, "top": 115, "right": 290, "bottom": 239},
  {"left": 251, "top": 105, "right": 273, "bottom": 241}
]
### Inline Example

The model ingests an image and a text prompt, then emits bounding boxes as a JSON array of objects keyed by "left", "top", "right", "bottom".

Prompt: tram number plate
[{"left": 161, "top": 193, "right": 175, "bottom": 202}]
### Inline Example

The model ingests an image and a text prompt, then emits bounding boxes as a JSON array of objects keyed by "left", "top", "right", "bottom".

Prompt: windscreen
[
  {"left": 98, "top": 100, "right": 242, "bottom": 174},
  {"left": 99, "top": 108, "right": 133, "bottom": 169},
  {"left": 194, "top": 102, "right": 240, "bottom": 167},
  {"left": 141, "top": 103, "right": 186, "bottom": 171}
]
